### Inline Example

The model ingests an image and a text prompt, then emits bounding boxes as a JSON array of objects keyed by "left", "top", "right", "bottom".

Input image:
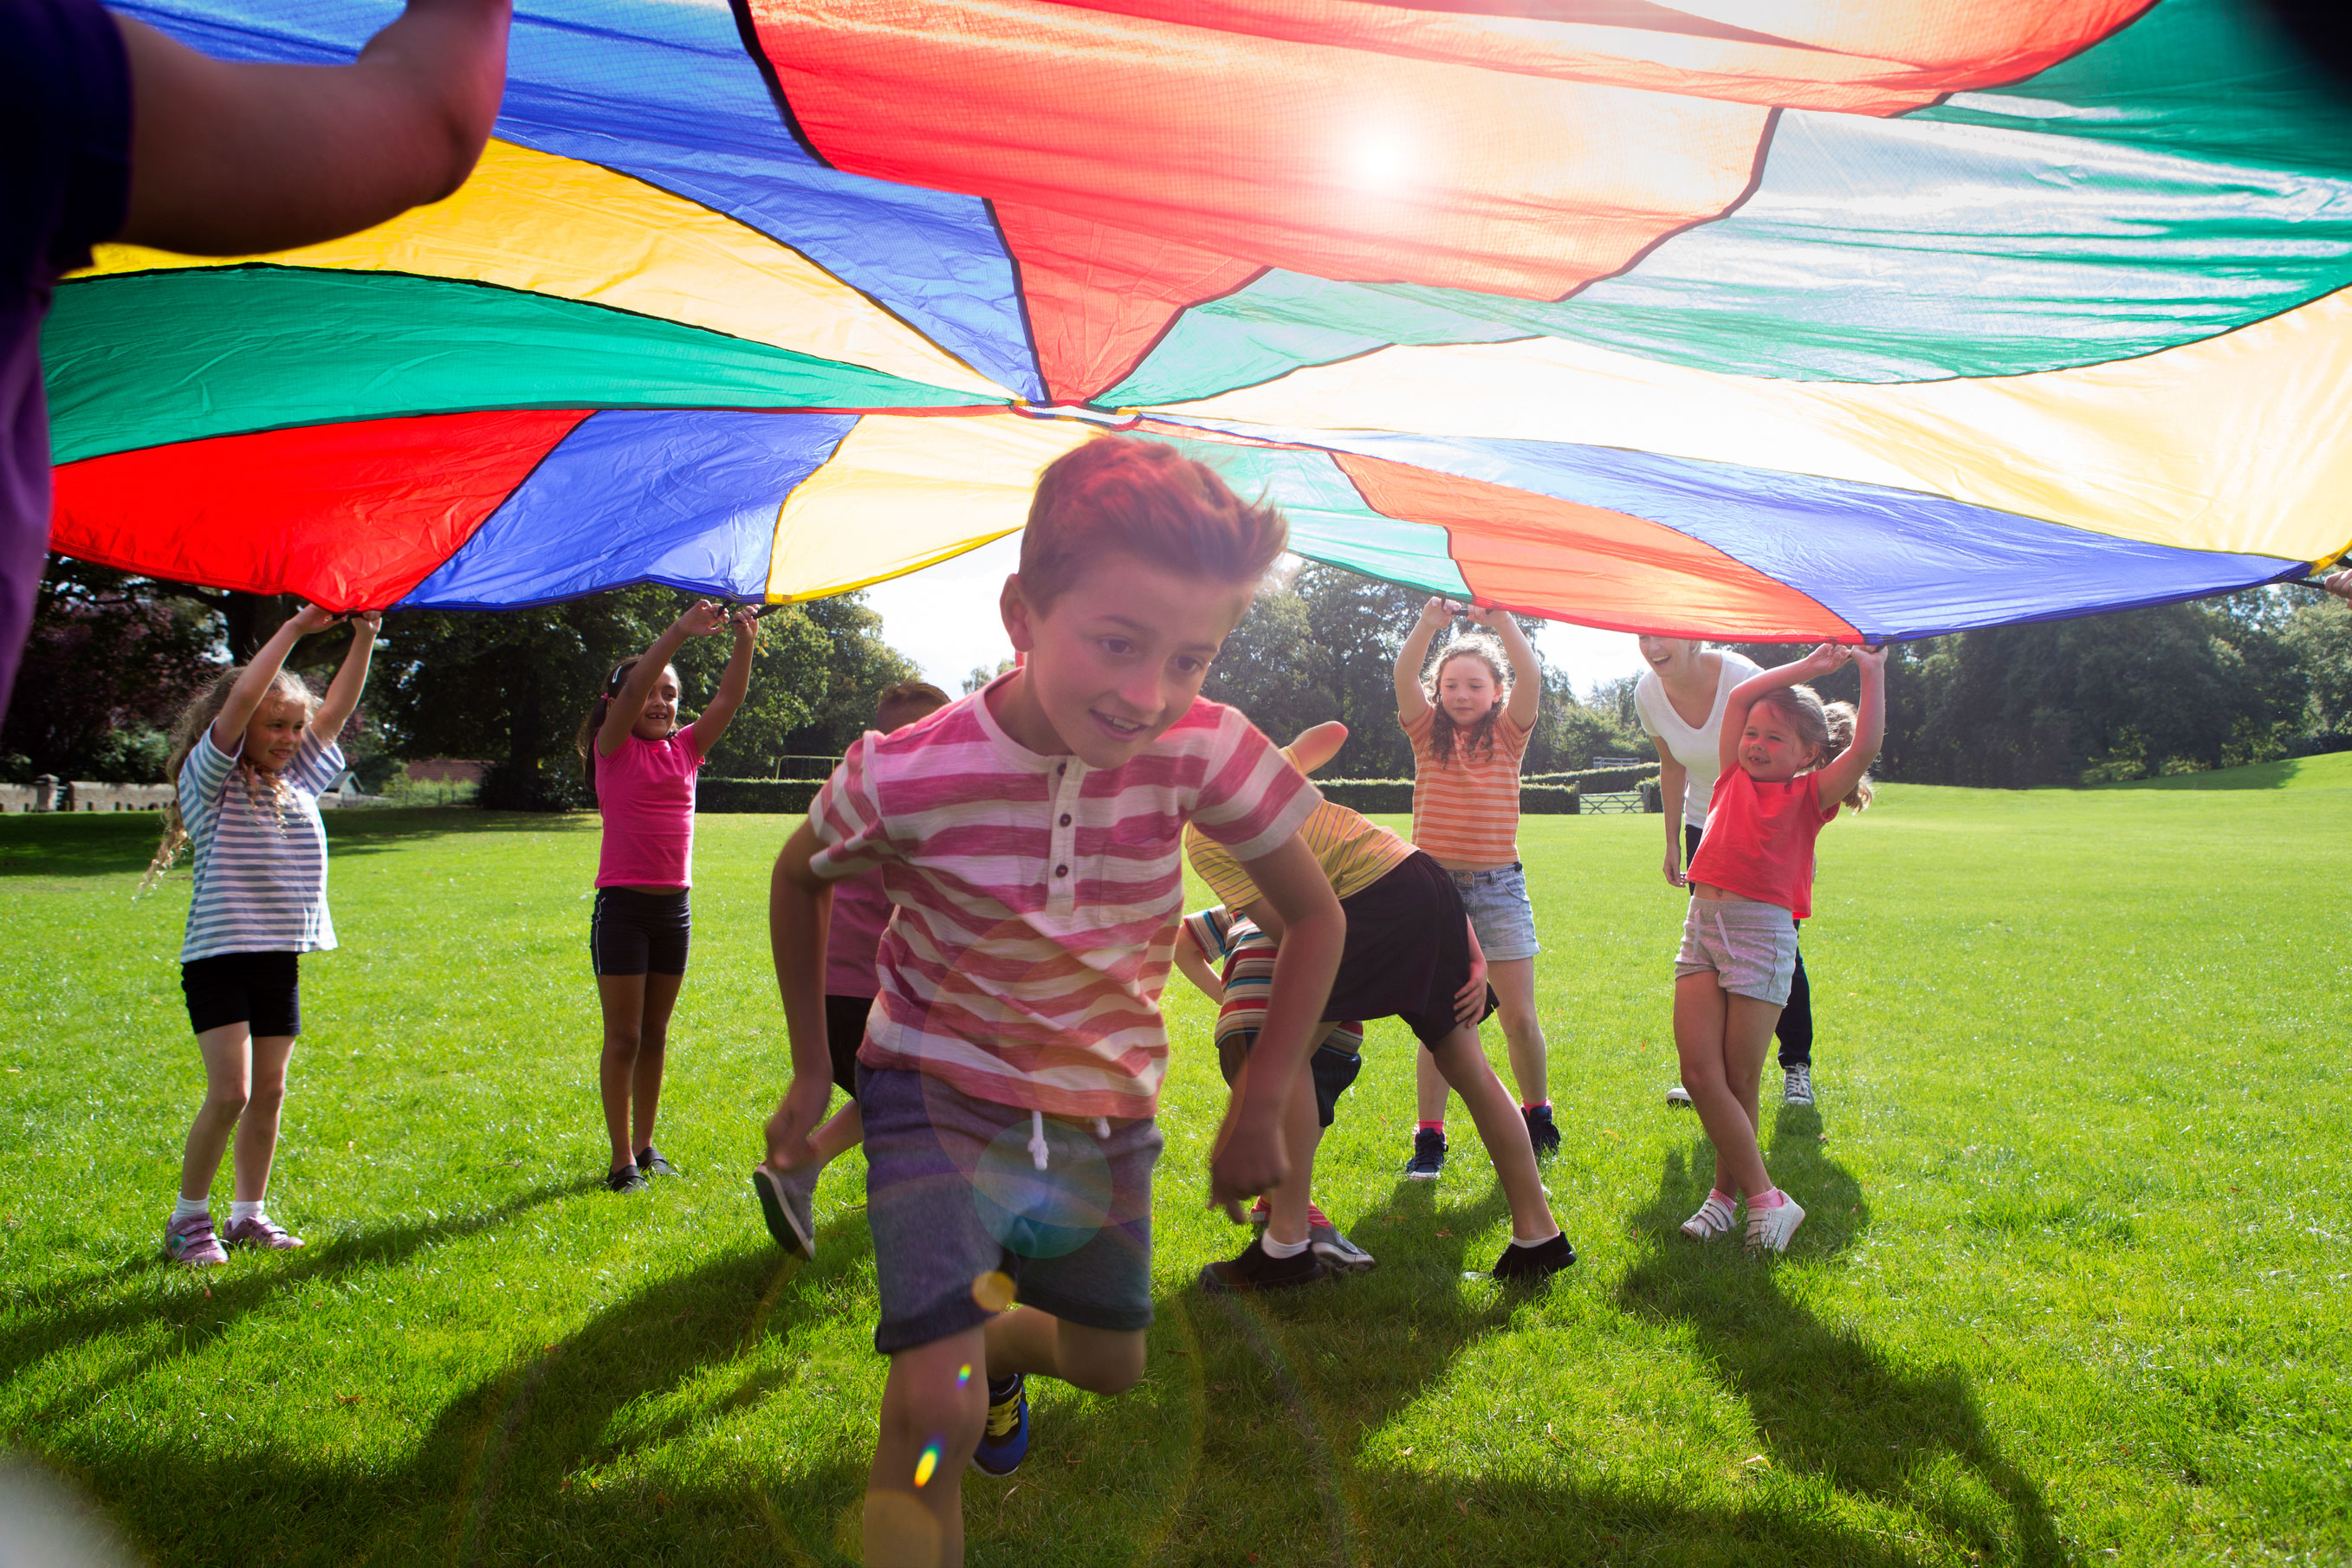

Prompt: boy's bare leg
[
  {"left": 1672, "top": 975, "right": 1774, "bottom": 1198},
  {"left": 1260, "top": 1059, "right": 1323, "bottom": 1247},
  {"left": 1422, "top": 1025, "right": 1554, "bottom": 1240},
  {"left": 866, "top": 1326, "right": 988, "bottom": 1568},
  {"left": 808, "top": 1102, "right": 865, "bottom": 1165},
  {"left": 983, "top": 1309, "right": 1145, "bottom": 1396}
]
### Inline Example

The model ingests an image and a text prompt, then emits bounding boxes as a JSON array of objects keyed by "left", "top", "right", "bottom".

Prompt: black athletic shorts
[
  {"left": 589, "top": 888, "right": 691, "bottom": 976},
  {"left": 1325, "top": 852, "right": 1498, "bottom": 1047},
  {"left": 182, "top": 951, "right": 301, "bottom": 1039},
  {"left": 824, "top": 994, "right": 872, "bottom": 1098}
]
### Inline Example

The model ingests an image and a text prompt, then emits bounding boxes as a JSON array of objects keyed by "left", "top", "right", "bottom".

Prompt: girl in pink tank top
[{"left": 575, "top": 601, "right": 757, "bottom": 1192}]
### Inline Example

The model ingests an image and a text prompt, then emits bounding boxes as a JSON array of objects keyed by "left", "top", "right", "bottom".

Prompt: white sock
[
  {"left": 1510, "top": 1228, "right": 1563, "bottom": 1248},
  {"left": 1260, "top": 1232, "right": 1312, "bottom": 1260},
  {"left": 172, "top": 1195, "right": 209, "bottom": 1222},
  {"left": 230, "top": 1200, "right": 266, "bottom": 1224}
]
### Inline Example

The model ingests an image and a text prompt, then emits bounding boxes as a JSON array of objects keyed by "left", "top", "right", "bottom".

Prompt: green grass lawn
[{"left": 3, "top": 756, "right": 2348, "bottom": 1565}]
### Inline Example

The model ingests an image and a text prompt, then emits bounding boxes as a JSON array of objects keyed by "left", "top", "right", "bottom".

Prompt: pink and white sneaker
[
  {"left": 163, "top": 1211, "right": 227, "bottom": 1267},
  {"left": 222, "top": 1213, "right": 305, "bottom": 1251}
]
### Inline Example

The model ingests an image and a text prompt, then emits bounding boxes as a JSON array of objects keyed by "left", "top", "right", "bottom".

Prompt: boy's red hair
[{"left": 1020, "top": 437, "right": 1287, "bottom": 610}]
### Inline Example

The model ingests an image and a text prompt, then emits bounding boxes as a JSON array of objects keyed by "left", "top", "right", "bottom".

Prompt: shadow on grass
[
  {"left": 0, "top": 813, "right": 167, "bottom": 879},
  {"left": 1615, "top": 1108, "right": 2064, "bottom": 1565},
  {"left": 19, "top": 1150, "right": 2062, "bottom": 1567},
  {"left": 0, "top": 1178, "right": 598, "bottom": 1404},
  {"left": 0, "top": 807, "right": 589, "bottom": 880}
]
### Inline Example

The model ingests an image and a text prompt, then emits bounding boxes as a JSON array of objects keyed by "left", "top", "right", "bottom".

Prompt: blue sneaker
[
  {"left": 1404, "top": 1126, "right": 1447, "bottom": 1180},
  {"left": 970, "top": 1373, "right": 1028, "bottom": 1475}
]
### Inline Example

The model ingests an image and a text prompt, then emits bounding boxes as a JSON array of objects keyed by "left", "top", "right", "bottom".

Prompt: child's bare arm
[
  {"left": 1172, "top": 936, "right": 1225, "bottom": 1004},
  {"left": 1811, "top": 646, "right": 1887, "bottom": 807},
  {"left": 763, "top": 821, "right": 838, "bottom": 1169},
  {"left": 115, "top": 0, "right": 509, "bottom": 256},
  {"left": 1392, "top": 597, "right": 1455, "bottom": 725},
  {"left": 1209, "top": 837, "right": 1342, "bottom": 1217},
  {"left": 1468, "top": 605, "right": 1543, "bottom": 729},
  {"left": 1719, "top": 644, "right": 1849, "bottom": 777},
  {"left": 1285, "top": 722, "right": 1348, "bottom": 777},
  {"left": 1654, "top": 737, "right": 1687, "bottom": 886},
  {"left": 686, "top": 607, "right": 758, "bottom": 756},
  {"left": 312, "top": 612, "right": 381, "bottom": 743},
  {"left": 2326, "top": 569, "right": 2352, "bottom": 603},
  {"left": 598, "top": 600, "right": 722, "bottom": 757},
  {"left": 210, "top": 604, "right": 334, "bottom": 753}
]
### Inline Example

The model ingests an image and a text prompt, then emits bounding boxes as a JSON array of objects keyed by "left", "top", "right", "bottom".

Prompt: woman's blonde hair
[
  {"left": 1420, "top": 632, "right": 1511, "bottom": 768},
  {"left": 1753, "top": 684, "right": 1873, "bottom": 810},
  {"left": 138, "top": 665, "right": 319, "bottom": 893}
]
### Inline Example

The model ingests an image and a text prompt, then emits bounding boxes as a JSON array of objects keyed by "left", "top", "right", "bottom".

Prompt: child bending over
[
  {"left": 1675, "top": 644, "right": 1885, "bottom": 1254},
  {"left": 753, "top": 678, "right": 951, "bottom": 1255},
  {"left": 1181, "top": 721, "right": 1573, "bottom": 1291}
]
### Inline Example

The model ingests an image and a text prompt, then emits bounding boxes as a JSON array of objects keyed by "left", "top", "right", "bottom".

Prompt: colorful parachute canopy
[{"left": 42, "top": 0, "right": 2352, "bottom": 642}]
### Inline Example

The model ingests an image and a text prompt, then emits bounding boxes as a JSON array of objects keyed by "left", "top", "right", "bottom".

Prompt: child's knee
[
  {"left": 1061, "top": 1328, "right": 1146, "bottom": 1396},
  {"left": 600, "top": 1027, "right": 642, "bottom": 1059},
  {"left": 201, "top": 1085, "right": 249, "bottom": 1121}
]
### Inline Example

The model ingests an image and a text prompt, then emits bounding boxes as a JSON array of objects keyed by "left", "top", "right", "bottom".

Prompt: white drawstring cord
[
  {"left": 1028, "top": 1110, "right": 1050, "bottom": 1171},
  {"left": 1094, "top": 1118, "right": 1111, "bottom": 1140}
]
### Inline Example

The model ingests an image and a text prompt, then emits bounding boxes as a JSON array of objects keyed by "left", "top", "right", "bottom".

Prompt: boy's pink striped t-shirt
[
  {"left": 807, "top": 676, "right": 1320, "bottom": 1118},
  {"left": 595, "top": 729, "right": 704, "bottom": 888},
  {"left": 824, "top": 869, "right": 891, "bottom": 999}
]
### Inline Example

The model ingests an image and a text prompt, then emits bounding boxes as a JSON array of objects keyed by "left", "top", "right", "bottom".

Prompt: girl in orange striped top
[{"left": 1392, "top": 598, "right": 1557, "bottom": 1176}]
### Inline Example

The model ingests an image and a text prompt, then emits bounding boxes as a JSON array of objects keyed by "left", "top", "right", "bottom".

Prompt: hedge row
[
  {"left": 1524, "top": 764, "right": 1660, "bottom": 794},
  {"left": 698, "top": 779, "right": 823, "bottom": 813}
]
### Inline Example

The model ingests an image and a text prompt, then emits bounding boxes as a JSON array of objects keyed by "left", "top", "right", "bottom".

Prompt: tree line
[{"left": 6, "top": 554, "right": 2348, "bottom": 796}]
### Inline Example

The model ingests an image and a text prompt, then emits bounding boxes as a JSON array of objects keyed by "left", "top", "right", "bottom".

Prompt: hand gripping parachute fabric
[{"left": 42, "top": 0, "right": 2352, "bottom": 638}]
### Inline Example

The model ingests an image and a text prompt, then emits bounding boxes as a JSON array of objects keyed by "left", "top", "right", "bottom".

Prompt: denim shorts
[
  {"left": 1449, "top": 862, "right": 1540, "bottom": 962},
  {"left": 1675, "top": 896, "right": 1799, "bottom": 1007},
  {"left": 858, "top": 1065, "right": 1161, "bottom": 1355}
]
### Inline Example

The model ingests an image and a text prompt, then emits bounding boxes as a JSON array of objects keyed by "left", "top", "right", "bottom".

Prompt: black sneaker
[
  {"left": 606, "top": 1163, "right": 646, "bottom": 1194},
  {"left": 636, "top": 1145, "right": 679, "bottom": 1177},
  {"left": 1404, "top": 1126, "right": 1447, "bottom": 1180},
  {"left": 1523, "top": 1105, "right": 1561, "bottom": 1157},
  {"left": 1491, "top": 1232, "right": 1576, "bottom": 1282},
  {"left": 1199, "top": 1237, "right": 1329, "bottom": 1293}
]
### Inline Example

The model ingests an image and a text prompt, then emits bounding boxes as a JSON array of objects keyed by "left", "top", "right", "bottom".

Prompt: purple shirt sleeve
[{"left": 1, "top": 0, "right": 133, "bottom": 724}]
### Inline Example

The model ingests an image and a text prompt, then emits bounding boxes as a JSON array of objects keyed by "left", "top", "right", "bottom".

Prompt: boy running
[{"left": 761, "top": 438, "right": 1344, "bottom": 1567}]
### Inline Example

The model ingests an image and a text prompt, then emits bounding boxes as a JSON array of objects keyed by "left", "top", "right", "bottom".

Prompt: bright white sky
[{"left": 859, "top": 534, "right": 1653, "bottom": 699}]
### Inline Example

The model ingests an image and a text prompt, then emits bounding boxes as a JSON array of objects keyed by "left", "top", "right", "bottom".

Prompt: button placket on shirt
[{"left": 1047, "top": 759, "right": 1081, "bottom": 911}]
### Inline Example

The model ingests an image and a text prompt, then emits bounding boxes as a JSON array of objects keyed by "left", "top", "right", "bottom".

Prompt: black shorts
[
  {"left": 182, "top": 951, "right": 301, "bottom": 1039},
  {"left": 1326, "top": 852, "right": 1498, "bottom": 1048},
  {"left": 1215, "top": 1035, "right": 1364, "bottom": 1128},
  {"left": 589, "top": 888, "right": 690, "bottom": 976},
  {"left": 824, "top": 994, "right": 872, "bottom": 1098}
]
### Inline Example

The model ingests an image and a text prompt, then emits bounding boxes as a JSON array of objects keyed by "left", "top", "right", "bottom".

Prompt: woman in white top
[{"left": 1633, "top": 635, "right": 1817, "bottom": 1107}]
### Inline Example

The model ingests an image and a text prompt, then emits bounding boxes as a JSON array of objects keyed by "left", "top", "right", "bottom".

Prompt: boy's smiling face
[{"left": 995, "top": 552, "right": 1254, "bottom": 768}]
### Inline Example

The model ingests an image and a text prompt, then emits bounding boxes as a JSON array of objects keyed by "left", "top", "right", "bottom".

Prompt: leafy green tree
[
  {"left": 776, "top": 594, "right": 922, "bottom": 764},
  {"left": 2, "top": 557, "right": 221, "bottom": 781},
  {"left": 2282, "top": 589, "right": 2352, "bottom": 742}
]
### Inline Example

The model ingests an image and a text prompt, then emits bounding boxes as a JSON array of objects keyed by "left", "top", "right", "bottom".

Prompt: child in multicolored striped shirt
[
  {"left": 142, "top": 604, "right": 377, "bottom": 1267},
  {"left": 759, "top": 437, "right": 1343, "bottom": 1565}
]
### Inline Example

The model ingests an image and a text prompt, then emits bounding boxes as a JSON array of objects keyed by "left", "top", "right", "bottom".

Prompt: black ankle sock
[{"left": 988, "top": 1373, "right": 1020, "bottom": 1401}]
